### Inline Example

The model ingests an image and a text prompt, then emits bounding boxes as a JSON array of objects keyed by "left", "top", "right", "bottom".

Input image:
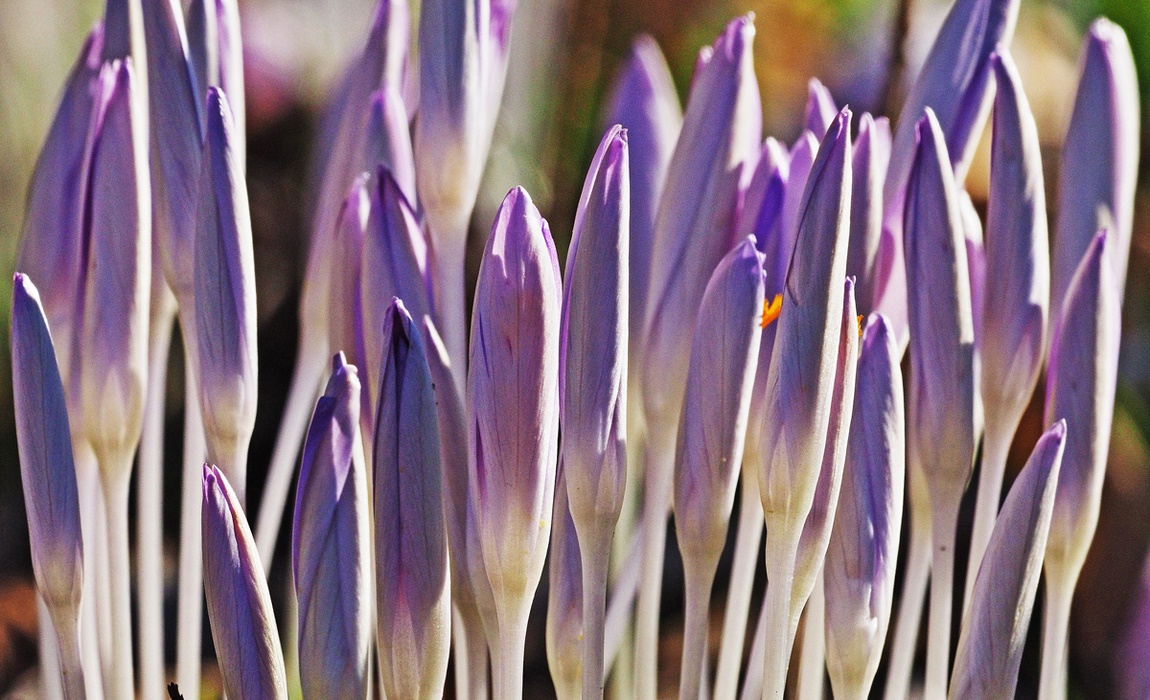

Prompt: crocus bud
[
  {"left": 143, "top": 0, "right": 203, "bottom": 306},
  {"left": 793, "top": 279, "right": 860, "bottom": 621},
  {"left": 365, "top": 85, "right": 419, "bottom": 204},
  {"left": 736, "top": 137, "right": 788, "bottom": 242},
  {"left": 603, "top": 35, "right": 682, "bottom": 380},
  {"left": 675, "top": 237, "right": 765, "bottom": 568},
  {"left": 804, "top": 78, "right": 838, "bottom": 137},
  {"left": 642, "top": 14, "right": 761, "bottom": 433},
  {"left": 360, "top": 168, "right": 434, "bottom": 428},
  {"left": 187, "top": 0, "right": 245, "bottom": 165},
  {"left": 1051, "top": 18, "right": 1140, "bottom": 322},
  {"left": 327, "top": 176, "right": 369, "bottom": 373},
  {"left": 960, "top": 191, "right": 986, "bottom": 350},
  {"left": 301, "top": 0, "right": 409, "bottom": 380},
  {"left": 824, "top": 314, "right": 905, "bottom": 700},
  {"left": 546, "top": 467, "right": 584, "bottom": 700},
  {"left": 950, "top": 421, "right": 1065, "bottom": 699},
  {"left": 468, "top": 186, "right": 561, "bottom": 668},
  {"left": 779, "top": 131, "right": 819, "bottom": 268},
  {"left": 904, "top": 109, "right": 979, "bottom": 523},
  {"left": 71, "top": 59, "right": 152, "bottom": 472},
  {"left": 195, "top": 87, "right": 258, "bottom": 502},
  {"left": 846, "top": 114, "right": 891, "bottom": 315},
  {"left": 981, "top": 49, "right": 1048, "bottom": 434},
  {"left": 16, "top": 24, "right": 104, "bottom": 373},
  {"left": 562, "top": 124, "right": 629, "bottom": 548},
  {"left": 875, "top": 0, "right": 1021, "bottom": 346},
  {"left": 292, "top": 354, "right": 371, "bottom": 700},
  {"left": 1044, "top": 232, "right": 1120, "bottom": 588},
  {"left": 12, "top": 274, "right": 84, "bottom": 629},
  {"left": 758, "top": 108, "right": 852, "bottom": 534},
  {"left": 415, "top": 0, "right": 516, "bottom": 241},
  {"left": 202, "top": 465, "right": 288, "bottom": 700},
  {"left": 374, "top": 301, "right": 451, "bottom": 699}
]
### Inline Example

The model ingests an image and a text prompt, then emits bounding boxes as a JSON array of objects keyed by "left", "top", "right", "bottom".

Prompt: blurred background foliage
[{"left": 0, "top": 0, "right": 1148, "bottom": 696}]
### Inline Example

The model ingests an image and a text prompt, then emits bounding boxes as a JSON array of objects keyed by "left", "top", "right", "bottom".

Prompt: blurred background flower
[{"left": 0, "top": 0, "right": 1147, "bottom": 696}]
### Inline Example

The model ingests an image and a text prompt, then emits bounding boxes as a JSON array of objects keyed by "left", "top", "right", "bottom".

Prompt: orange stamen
[{"left": 761, "top": 294, "right": 782, "bottom": 328}]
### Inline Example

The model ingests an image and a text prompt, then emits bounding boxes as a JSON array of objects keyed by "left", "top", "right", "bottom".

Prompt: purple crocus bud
[
  {"left": 187, "top": 0, "right": 245, "bottom": 165},
  {"left": 793, "top": 279, "right": 860, "bottom": 624},
  {"left": 736, "top": 137, "right": 788, "bottom": 240},
  {"left": 546, "top": 467, "right": 584, "bottom": 700},
  {"left": 71, "top": 59, "right": 152, "bottom": 472},
  {"left": 1051, "top": 19, "right": 1140, "bottom": 324},
  {"left": 292, "top": 354, "right": 371, "bottom": 700},
  {"left": 960, "top": 190, "right": 986, "bottom": 350},
  {"left": 202, "top": 465, "right": 288, "bottom": 700},
  {"left": 360, "top": 167, "right": 434, "bottom": 429},
  {"left": 673, "top": 237, "right": 765, "bottom": 695},
  {"left": 603, "top": 34, "right": 682, "bottom": 383},
  {"left": 195, "top": 87, "right": 258, "bottom": 502},
  {"left": 11, "top": 274, "right": 86, "bottom": 695},
  {"left": 1043, "top": 231, "right": 1120, "bottom": 615},
  {"left": 301, "top": 0, "right": 409, "bottom": 385},
  {"left": 374, "top": 301, "right": 451, "bottom": 699},
  {"left": 365, "top": 85, "right": 418, "bottom": 204},
  {"left": 824, "top": 314, "right": 905, "bottom": 699},
  {"left": 779, "top": 131, "right": 819, "bottom": 264},
  {"left": 143, "top": 0, "right": 203, "bottom": 306},
  {"left": 16, "top": 24, "right": 104, "bottom": 373},
  {"left": 758, "top": 109, "right": 852, "bottom": 533},
  {"left": 804, "top": 78, "right": 838, "bottom": 137},
  {"left": 327, "top": 176, "right": 370, "bottom": 373},
  {"left": 846, "top": 114, "right": 891, "bottom": 316},
  {"left": 966, "top": 49, "right": 1050, "bottom": 590},
  {"left": 875, "top": 0, "right": 1021, "bottom": 347},
  {"left": 468, "top": 186, "right": 561, "bottom": 693},
  {"left": 642, "top": 14, "right": 761, "bottom": 435},
  {"left": 904, "top": 108, "right": 979, "bottom": 697},
  {"left": 950, "top": 421, "right": 1065, "bottom": 699},
  {"left": 560, "top": 126, "right": 629, "bottom": 694}
]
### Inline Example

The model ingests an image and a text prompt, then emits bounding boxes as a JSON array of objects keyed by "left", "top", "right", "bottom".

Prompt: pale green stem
[
  {"left": 796, "top": 573, "right": 826, "bottom": 700},
  {"left": 924, "top": 511, "right": 958, "bottom": 699},
  {"left": 92, "top": 465, "right": 113, "bottom": 692},
  {"left": 101, "top": 465, "right": 135, "bottom": 700},
  {"left": 428, "top": 214, "right": 470, "bottom": 396},
  {"left": 884, "top": 514, "right": 931, "bottom": 700},
  {"left": 635, "top": 424, "right": 676, "bottom": 699},
  {"left": 739, "top": 587, "right": 769, "bottom": 700},
  {"left": 714, "top": 476, "right": 765, "bottom": 700},
  {"left": 761, "top": 531, "right": 800, "bottom": 699},
  {"left": 494, "top": 610, "right": 528, "bottom": 700},
  {"left": 74, "top": 444, "right": 105, "bottom": 700},
  {"left": 604, "top": 521, "right": 644, "bottom": 678},
  {"left": 452, "top": 608, "right": 490, "bottom": 700},
  {"left": 254, "top": 345, "right": 328, "bottom": 570},
  {"left": 1038, "top": 578, "right": 1074, "bottom": 700},
  {"left": 138, "top": 297, "right": 175, "bottom": 699},
  {"left": 54, "top": 606, "right": 87, "bottom": 700},
  {"left": 679, "top": 569, "right": 715, "bottom": 700},
  {"left": 964, "top": 425, "right": 1012, "bottom": 613}
]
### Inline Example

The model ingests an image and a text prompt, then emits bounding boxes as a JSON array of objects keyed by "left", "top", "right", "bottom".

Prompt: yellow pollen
[
  {"left": 857, "top": 315, "right": 864, "bottom": 338},
  {"left": 761, "top": 294, "right": 782, "bottom": 328}
]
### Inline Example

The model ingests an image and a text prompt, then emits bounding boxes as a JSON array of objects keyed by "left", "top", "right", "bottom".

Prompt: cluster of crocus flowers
[{"left": 10, "top": 0, "right": 1141, "bottom": 699}]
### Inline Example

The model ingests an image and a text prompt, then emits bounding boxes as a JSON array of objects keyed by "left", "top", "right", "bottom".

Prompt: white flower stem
[
  {"left": 138, "top": 294, "right": 175, "bottom": 698},
  {"left": 494, "top": 610, "right": 528, "bottom": 700},
  {"left": 453, "top": 608, "right": 489, "bottom": 700},
  {"left": 53, "top": 604, "right": 87, "bottom": 700},
  {"left": 964, "top": 423, "right": 1013, "bottom": 613},
  {"left": 796, "top": 572, "right": 826, "bottom": 700},
  {"left": 38, "top": 597, "right": 63, "bottom": 700},
  {"left": 579, "top": 524, "right": 614, "bottom": 700},
  {"left": 101, "top": 464, "right": 135, "bottom": 700},
  {"left": 714, "top": 474, "right": 765, "bottom": 700},
  {"left": 428, "top": 214, "right": 471, "bottom": 396},
  {"left": 924, "top": 510, "right": 958, "bottom": 699},
  {"left": 635, "top": 423, "right": 676, "bottom": 699},
  {"left": 1038, "top": 577, "right": 1074, "bottom": 700},
  {"left": 761, "top": 530, "right": 800, "bottom": 699},
  {"left": 679, "top": 567, "right": 716, "bottom": 700},
  {"left": 884, "top": 512, "right": 931, "bottom": 700},
  {"left": 73, "top": 444, "right": 105, "bottom": 700},
  {"left": 176, "top": 354, "right": 206, "bottom": 699},
  {"left": 253, "top": 344, "right": 328, "bottom": 570}
]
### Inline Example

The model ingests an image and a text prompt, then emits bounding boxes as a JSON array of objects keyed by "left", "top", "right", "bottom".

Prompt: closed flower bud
[
  {"left": 187, "top": 0, "right": 245, "bottom": 165},
  {"left": 292, "top": 353, "right": 372, "bottom": 700},
  {"left": 846, "top": 113, "right": 890, "bottom": 316},
  {"left": 804, "top": 78, "right": 838, "bottom": 138}
]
